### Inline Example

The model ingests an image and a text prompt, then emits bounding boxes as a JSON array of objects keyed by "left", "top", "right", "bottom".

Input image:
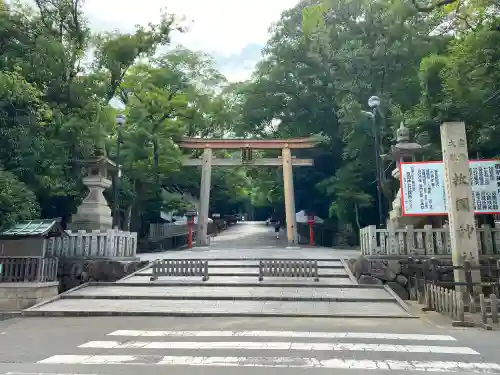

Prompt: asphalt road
[{"left": 1, "top": 315, "right": 500, "bottom": 374}]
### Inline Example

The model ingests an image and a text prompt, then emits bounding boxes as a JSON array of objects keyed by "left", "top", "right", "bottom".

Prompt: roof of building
[{"left": 0, "top": 218, "right": 65, "bottom": 238}]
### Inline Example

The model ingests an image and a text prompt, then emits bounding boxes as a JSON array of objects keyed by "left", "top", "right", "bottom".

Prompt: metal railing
[
  {"left": 258, "top": 259, "right": 319, "bottom": 281},
  {"left": 150, "top": 259, "right": 209, "bottom": 281},
  {"left": 0, "top": 257, "right": 59, "bottom": 282}
]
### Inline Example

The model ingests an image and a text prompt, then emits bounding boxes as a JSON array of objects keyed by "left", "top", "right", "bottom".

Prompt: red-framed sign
[{"left": 400, "top": 160, "right": 500, "bottom": 216}]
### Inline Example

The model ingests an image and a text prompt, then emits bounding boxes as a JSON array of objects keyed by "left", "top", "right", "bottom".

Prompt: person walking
[{"left": 274, "top": 220, "right": 281, "bottom": 238}]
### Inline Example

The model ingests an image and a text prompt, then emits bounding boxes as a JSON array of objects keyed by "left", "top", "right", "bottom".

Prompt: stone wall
[
  {"left": 58, "top": 259, "right": 149, "bottom": 292},
  {"left": 347, "top": 255, "right": 455, "bottom": 301}
]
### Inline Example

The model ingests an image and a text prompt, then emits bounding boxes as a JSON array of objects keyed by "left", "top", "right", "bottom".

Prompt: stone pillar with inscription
[{"left": 440, "top": 122, "right": 481, "bottom": 290}]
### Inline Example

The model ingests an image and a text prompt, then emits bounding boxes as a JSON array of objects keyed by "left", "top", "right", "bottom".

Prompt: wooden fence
[
  {"left": 45, "top": 229, "right": 137, "bottom": 258},
  {"left": 0, "top": 257, "right": 58, "bottom": 282},
  {"left": 360, "top": 224, "right": 500, "bottom": 256},
  {"left": 424, "top": 283, "right": 466, "bottom": 323}
]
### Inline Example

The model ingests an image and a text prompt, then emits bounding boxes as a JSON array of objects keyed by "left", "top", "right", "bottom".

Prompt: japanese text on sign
[{"left": 400, "top": 160, "right": 500, "bottom": 215}]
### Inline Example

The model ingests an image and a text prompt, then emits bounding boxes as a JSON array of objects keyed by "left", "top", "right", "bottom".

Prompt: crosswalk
[{"left": 37, "top": 329, "right": 500, "bottom": 373}]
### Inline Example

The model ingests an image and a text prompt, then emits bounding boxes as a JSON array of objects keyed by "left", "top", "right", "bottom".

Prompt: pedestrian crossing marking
[
  {"left": 107, "top": 330, "right": 457, "bottom": 341},
  {"left": 79, "top": 340, "right": 479, "bottom": 354},
  {"left": 35, "top": 329, "right": 500, "bottom": 373},
  {"left": 37, "top": 355, "right": 500, "bottom": 372}
]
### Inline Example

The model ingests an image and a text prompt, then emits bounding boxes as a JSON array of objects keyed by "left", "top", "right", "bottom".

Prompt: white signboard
[{"left": 400, "top": 160, "right": 500, "bottom": 216}]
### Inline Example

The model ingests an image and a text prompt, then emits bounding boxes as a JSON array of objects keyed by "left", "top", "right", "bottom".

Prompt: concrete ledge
[
  {"left": 341, "top": 259, "right": 358, "bottom": 284},
  {"left": 384, "top": 284, "right": 413, "bottom": 314},
  {"left": 0, "top": 311, "right": 22, "bottom": 320},
  {"left": 107, "top": 282, "right": 387, "bottom": 289},
  {"left": 155, "top": 257, "right": 346, "bottom": 261},
  {"left": 60, "top": 295, "right": 397, "bottom": 303},
  {"left": 23, "top": 282, "right": 90, "bottom": 312},
  {"left": 118, "top": 261, "right": 154, "bottom": 281},
  {"left": 0, "top": 282, "right": 59, "bottom": 311},
  {"left": 21, "top": 310, "right": 417, "bottom": 318},
  {"left": 134, "top": 272, "right": 350, "bottom": 278}
]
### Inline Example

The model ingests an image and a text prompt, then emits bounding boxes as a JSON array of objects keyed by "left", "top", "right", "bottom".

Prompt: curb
[
  {"left": 21, "top": 310, "right": 417, "bottom": 318},
  {"left": 60, "top": 295, "right": 397, "bottom": 303},
  {"left": 134, "top": 272, "right": 350, "bottom": 278},
  {"left": 84, "top": 281, "right": 388, "bottom": 288}
]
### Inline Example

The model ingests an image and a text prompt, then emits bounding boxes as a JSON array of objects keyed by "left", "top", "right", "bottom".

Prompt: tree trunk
[
  {"left": 130, "top": 182, "right": 143, "bottom": 235},
  {"left": 354, "top": 203, "right": 361, "bottom": 231},
  {"left": 123, "top": 205, "right": 132, "bottom": 231}
]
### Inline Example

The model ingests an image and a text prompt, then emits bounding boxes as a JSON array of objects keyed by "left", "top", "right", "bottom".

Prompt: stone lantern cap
[
  {"left": 381, "top": 122, "right": 428, "bottom": 161},
  {"left": 77, "top": 155, "right": 117, "bottom": 180}
]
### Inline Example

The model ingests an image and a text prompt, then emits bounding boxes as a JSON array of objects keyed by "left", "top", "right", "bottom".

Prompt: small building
[
  {"left": 0, "top": 218, "right": 64, "bottom": 282},
  {"left": 0, "top": 218, "right": 66, "bottom": 258}
]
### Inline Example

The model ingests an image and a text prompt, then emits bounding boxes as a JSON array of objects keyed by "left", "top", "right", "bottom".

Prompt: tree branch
[{"left": 411, "top": 0, "right": 458, "bottom": 12}]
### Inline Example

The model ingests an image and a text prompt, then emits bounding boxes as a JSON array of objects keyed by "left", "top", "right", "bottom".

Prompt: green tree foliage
[
  {"left": 0, "top": 0, "right": 252, "bottom": 234},
  {"left": 238, "top": 0, "right": 500, "bottom": 231},
  {"left": 2, "top": 0, "right": 499, "bottom": 240},
  {"left": 0, "top": 169, "right": 39, "bottom": 230}
]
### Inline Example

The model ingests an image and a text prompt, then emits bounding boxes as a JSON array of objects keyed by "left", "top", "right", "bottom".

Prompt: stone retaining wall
[
  {"left": 58, "top": 259, "right": 149, "bottom": 292},
  {"left": 347, "top": 255, "right": 455, "bottom": 301}
]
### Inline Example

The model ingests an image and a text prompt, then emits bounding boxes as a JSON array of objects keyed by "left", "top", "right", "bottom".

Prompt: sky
[{"left": 82, "top": 0, "right": 301, "bottom": 81}]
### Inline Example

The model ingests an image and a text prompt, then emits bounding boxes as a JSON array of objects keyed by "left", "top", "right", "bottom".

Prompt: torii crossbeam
[{"left": 179, "top": 137, "right": 320, "bottom": 246}]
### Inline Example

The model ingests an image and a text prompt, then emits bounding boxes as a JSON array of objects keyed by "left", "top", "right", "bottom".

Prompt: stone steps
[{"left": 22, "top": 256, "right": 413, "bottom": 318}]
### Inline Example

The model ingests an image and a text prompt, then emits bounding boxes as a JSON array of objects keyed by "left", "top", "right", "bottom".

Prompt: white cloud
[
  {"left": 82, "top": 0, "right": 300, "bottom": 80},
  {"left": 83, "top": 0, "right": 300, "bottom": 56}
]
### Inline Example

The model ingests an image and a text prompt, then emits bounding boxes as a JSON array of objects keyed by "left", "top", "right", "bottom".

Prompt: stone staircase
[{"left": 23, "top": 257, "right": 414, "bottom": 318}]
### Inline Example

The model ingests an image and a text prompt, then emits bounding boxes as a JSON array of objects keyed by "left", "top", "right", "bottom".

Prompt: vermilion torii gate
[{"left": 179, "top": 137, "right": 319, "bottom": 246}]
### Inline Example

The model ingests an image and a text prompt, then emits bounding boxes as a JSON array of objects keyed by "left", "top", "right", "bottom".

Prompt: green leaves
[{"left": 0, "top": 168, "right": 39, "bottom": 230}]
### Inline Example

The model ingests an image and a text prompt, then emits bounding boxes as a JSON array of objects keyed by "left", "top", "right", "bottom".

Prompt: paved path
[
  {"left": 139, "top": 221, "right": 360, "bottom": 261},
  {"left": 1, "top": 316, "right": 500, "bottom": 374}
]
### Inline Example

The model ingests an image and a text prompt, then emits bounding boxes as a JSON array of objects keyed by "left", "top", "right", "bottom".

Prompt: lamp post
[
  {"left": 113, "top": 113, "right": 126, "bottom": 229},
  {"left": 367, "top": 96, "right": 384, "bottom": 228}
]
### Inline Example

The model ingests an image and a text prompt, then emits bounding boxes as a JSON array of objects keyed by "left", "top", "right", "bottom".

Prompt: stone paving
[{"left": 68, "top": 285, "right": 394, "bottom": 301}]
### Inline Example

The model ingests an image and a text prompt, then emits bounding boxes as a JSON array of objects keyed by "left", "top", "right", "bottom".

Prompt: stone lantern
[
  {"left": 382, "top": 123, "right": 428, "bottom": 227},
  {"left": 69, "top": 154, "right": 117, "bottom": 231}
]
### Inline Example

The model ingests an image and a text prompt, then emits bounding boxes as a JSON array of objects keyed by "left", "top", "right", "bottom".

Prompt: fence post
[
  {"left": 423, "top": 225, "right": 434, "bottom": 255},
  {"left": 456, "top": 291, "right": 465, "bottom": 322},
  {"left": 482, "top": 224, "right": 494, "bottom": 255},
  {"left": 203, "top": 261, "right": 209, "bottom": 281},
  {"left": 429, "top": 257, "right": 440, "bottom": 284},
  {"left": 479, "top": 293, "right": 492, "bottom": 329},
  {"left": 405, "top": 225, "right": 415, "bottom": 255},
  {"left": 464, "top": 260, "right": 474, "bottom": 296},
  {"left": 367, "top": 225, "right": 378, "bottom": 255},
  {"left": 491, "top": 294, "right": 499, "bottom": 324}
]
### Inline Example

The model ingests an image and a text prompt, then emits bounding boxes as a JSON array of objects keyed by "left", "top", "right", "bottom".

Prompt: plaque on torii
[{"left": 179, "top": 136, "right": 320, "bottom": 246}]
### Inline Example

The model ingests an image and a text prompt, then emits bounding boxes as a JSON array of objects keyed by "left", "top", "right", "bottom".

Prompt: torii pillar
[
  {"left": 282, "top": 145, "right": 298, "bottom": 245},
  {"left": 179, "top": 137, "right": 319, "bottom": 246}
]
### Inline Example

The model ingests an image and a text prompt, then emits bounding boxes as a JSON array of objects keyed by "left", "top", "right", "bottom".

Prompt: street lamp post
[
  {"left": 113, "top": 114, "right": 126, "bottom": 229},
  {"left": 367, "top": 96, "right": 384, "bottom": 228}
]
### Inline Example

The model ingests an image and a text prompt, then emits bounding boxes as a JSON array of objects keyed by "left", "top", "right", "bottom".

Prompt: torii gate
[{"left": 179, "top": 137, "right": 319, "bottom": 246}]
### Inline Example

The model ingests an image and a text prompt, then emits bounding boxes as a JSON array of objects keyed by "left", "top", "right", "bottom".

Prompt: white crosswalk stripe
[{"left": 37, "top": 330, "right": 500, "bottom": 373}]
